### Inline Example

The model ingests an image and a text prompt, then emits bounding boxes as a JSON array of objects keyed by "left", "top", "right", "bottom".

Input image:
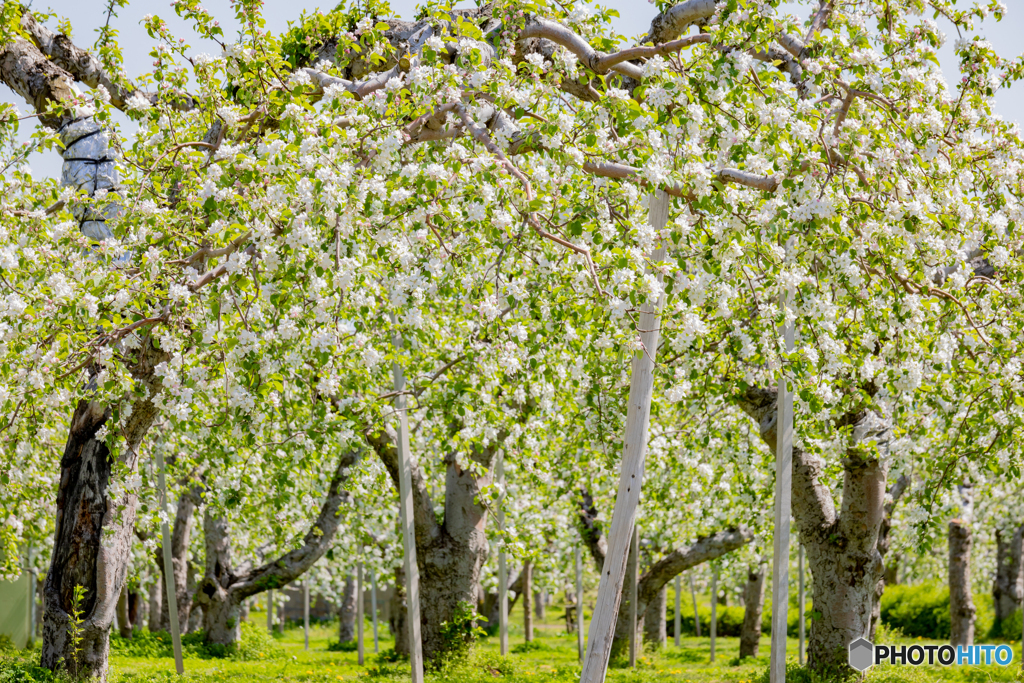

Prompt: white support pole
[
  {"left": 770, "top": 238, "right": 796, "bottom": 683},
  {"left": 575, "top": 546, "right": 585, "bottom": 662},
  {"left": 798, "top": 544, "right": 805, "bottom": 666},
  {"left": 357, "top": 561, "right": 365, "bottom": 665},
  {"left": 392, "top": 332, "right": 425, "bottom": 683},
  {"left": 628, "top": 525, "right": 639, "bottom": 669},
  {"left": 267, "top": 590, "right": 273, "bottom": 632},
  {"left": 303, "top": 580, "right": 310, "bottom": 651},
  {"left": 689, "top": 573, "right": 701, "bottom": 638},
  {"left": 581, "top": 190, "right": 670, "bottom": 683},
  {"left": 710, "top": 568, "right": 717, "bottom": 663},
  {"left": 674, "top": 574, "right": 681, "bottom": 648},
  {"left": 156, "top": 448, "right": 184, "bottom": 675},
  {"left": 370, "top": 569, "right": 380, "bottom": 654},
  {"left": 497, "top": 454, "right": 509, "bottom": 657}
]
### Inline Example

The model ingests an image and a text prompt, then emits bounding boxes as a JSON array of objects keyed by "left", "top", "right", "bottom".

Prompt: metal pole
[
  {"left": 575, "top": 546, "right": 585, "bottom": 662},
  {"left": 710, "top": 568, "right": 718, "bottom": 663},
  {"left": 628, "top": 525, "right": 639, "bottom": 668},
  {"left": 674, "top": 574, "right": 681, "bottom": 648},
  {"left": 770, "top": 237, "right": 795, "bottom": 683},
  {"left": 581, "top": 191, "right": 670, "bottom": 683},
  {"left": 689, "top": 573, "right": 701, "bottom": 638},
  {"left": 370, "top": 569, "right": 380, "bottom": 654},
  {"left": 392, "top": 331, "right": 424, "bottom": 683},
  {"left": 357, "top": 561, "right": 365, "bottom": 665},
  {"left": 156, "top": 447, "right": 184, "bottom": 675},
  {"left": 798, "top": 545, "right": 805, "bottom": 666},
  {"left": 267, "top": 590, "right": 273, "bottom": 632},
  {"left": 303, "top": 580, "right": 310, "bottom": 651},
  {"left": 497, "top": 454, "right": 509, "bottom": 656}
]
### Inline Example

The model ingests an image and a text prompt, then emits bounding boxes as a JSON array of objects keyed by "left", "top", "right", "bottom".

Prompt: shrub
[{"left": 110, "top": 620, "right": 283, "bottom": 661}]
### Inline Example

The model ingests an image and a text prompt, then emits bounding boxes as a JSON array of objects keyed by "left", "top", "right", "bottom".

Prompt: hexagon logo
[{"left": 849, "top": 637, "right": 875, "bottom": 672}]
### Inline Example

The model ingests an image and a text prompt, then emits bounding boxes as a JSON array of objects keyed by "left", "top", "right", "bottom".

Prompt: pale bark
[
  {"left": 148, "top": 575, "right": 163, "bottom": 633},
  {"left": 192, "top": 449, "right": 360, "bottom": 646},
  {"left": 870, "top": 474, "right": 910, "bottom": 641},
  {"left": 739, "top": 565, "right": 766, "bottom": 658},
  {"left": 338, "top": 573, "right": 357, "bottom": 643},
  {"left": 949, "top": 487, "right": 975, "bottom": 646},
  {"left": 738, "top": 385, "right": 891, "bottom": 675},
  {"left": 523, "top": 560, "right": 534, "bottom": 642},
  {"left": 116, "top": 585, "right": 132, "bottom": 639}
]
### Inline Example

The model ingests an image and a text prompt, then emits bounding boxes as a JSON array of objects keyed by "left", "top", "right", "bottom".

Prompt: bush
[
  {"left": 879, "top": 583, "right": 951, "bottom": 639},
  {"left": 109, "top": 620, "right": 283, "bottom": 661},
  {"left": 668, "top": 598, "right": 811, "bottom": 638},
  {"left": 0, "top": 652, "right": 52, "bottom": 683}
]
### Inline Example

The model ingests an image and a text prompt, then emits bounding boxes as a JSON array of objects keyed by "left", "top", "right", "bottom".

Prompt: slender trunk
[
  {"left": 339, "top": 573, "right": 357, "bottom": 643},
  {"left": 116, "top": 585, "right": 132, "bottom": 638},
  {"left": 949, "top": 521, "right": 975, "bottom": 646},
  {"left": 992, "top": 525, "right": 1024, "bottom": 636},
  {"left": 642, "top": 586, "right": 666, "bottom": 648},
  {"left": 870, "top": 475, "right": 908, "bottom": 641},
  {"left": 523, "top": 560, "right": 533, "bottom": 642},
  {"left": 739, "top": 565, "right": 766, "bottom": 658},
  {"left": 128, "top": 591, "right": 141, "bottom": 633},
  {"left": 389, "top": 564, "right": 408, "bottom": 656},
  {"left": 535, "top": 589, "right": 546, "bottom": 621}
]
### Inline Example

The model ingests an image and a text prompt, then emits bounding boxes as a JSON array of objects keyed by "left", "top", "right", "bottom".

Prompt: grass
[{"left": 94, "top": 607, "right": 1024, "bottom": 683}]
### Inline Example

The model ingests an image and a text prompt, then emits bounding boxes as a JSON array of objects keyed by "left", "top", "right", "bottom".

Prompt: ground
[{"left": 95, "top": 606, "right": 1024, "bottom": 683}]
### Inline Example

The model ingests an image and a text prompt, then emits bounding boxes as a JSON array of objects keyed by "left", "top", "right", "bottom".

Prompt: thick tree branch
[
  {"left": 364, "top": 424, "right": 442, "bottom": 546},
  {"left": 577, "top": 488, "right": 607, "bottom": 571}
]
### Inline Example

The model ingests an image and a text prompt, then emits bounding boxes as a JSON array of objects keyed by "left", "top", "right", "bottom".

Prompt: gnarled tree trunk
[
  {"left": 870, "top": 474, "right": 909, "bottom": 641},
  {"left": 338, "top": 572, "right": 357, "bottom": 643},
  {"left": 192, "top": 449, "right": 360, "bottom": 646},
  {"left": 739, "top": 386, "right": 891, "bottom": 676},
  {"left": 155, "top": 485, "right": 201, "bottom": 632},
  {"left": 642, "top": 586, "right": 666, "bottom": 648},
  {"left": 739, "top": 564, "right": 766, "bottom": 658},
  {"left": 992, "top": 524, "right": 1023, "bottom": 637}
]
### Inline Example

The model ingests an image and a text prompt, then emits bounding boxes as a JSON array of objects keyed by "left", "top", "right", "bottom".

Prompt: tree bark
[
  {"left": 148, "top": 575, "right": 163, "bottom": 633},
  {"left": 992, "top": 524, "right": 1024, "bottom": 636},
  {"left": 949, "top": 487, "right": 975, "bottom": 647},
  {"left": 870, "top": 474, "right": 909, "bottom": 641},
  {"left": 339, "top": 573, "right": 357, "bottom": 643},
  {"left": 642, "top": 586, "right": 666, "bottom": 648},
  {"left": 116, "top": 585, "right": 132, "bottom": 638},
  {"left": 609, "top": 527, "right": 753, "bottom": 658},
  {"left": 739, "top": 565, "right": 766, "bottom": 658},
  {"left": 155, "top": 485, "right": 201, "bottom": 632},
  {"left": 389, "top": 564, "right": 408, "bottom": 655},
  {"left": 368, "top": 424, "right": 504, "bottom": 663},
  {"left": 738, "top": 385, "right": 891, "bottom": 676},
  {"left": 535, "top": 589, "right": 546, "bottom": 621},
  {"left": 192, "top": 449, "right": 360, "bottom": 646},
  {"left": 523, "top": 560, "right": 534, "bottom": 642},
  {"left": 577, "top": 489, "right": 607, "bottom": 571}
]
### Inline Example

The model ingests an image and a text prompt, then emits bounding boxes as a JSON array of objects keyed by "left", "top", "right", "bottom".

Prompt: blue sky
[{"left": 6, "top": 0, "right": 1022, "bottom": 178}]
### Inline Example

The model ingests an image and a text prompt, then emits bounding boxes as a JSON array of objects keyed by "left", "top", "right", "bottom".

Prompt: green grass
[{"left": 4, "top": 608, "right": 1023, "bottom": 682}]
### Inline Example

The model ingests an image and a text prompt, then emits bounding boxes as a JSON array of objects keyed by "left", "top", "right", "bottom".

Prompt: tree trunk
[
  {"left": 192, "top": 449, "right": 360, "bottom": 647},
  {"left": 148, "top": 575, "right": 162, "bottom": 633},
  {"left": 116, "top": 585, "right": 132, "bottom": 638},
  {"left": 949, "top": 520, "right": 975, "bottom": 646},
  {"left": 128, "top": 591, "right": 141, "bottom": 633},
  {"left": 41, "top": 336, "right": 168, "bottom": 680},
  {"left": 339, "top": 573, "right": 357, "bottom": 643},
  {"left": 739, "top": 386, "right": 892, "bottom": 676},
  {"left": 883, "top": 561, "right": 898, "bottom": 586},
  {"left": 389, "top": 564, "right": 408, "bottom": 655},
  {"left": 609, "top": 527, "right": 752, "bottom": 658},
  {"left": 523, "top": 560, "right": 534, "bottom": 642},
  {"left": 535, "top": 589, "right": 546, "bottom": 621},
  {"left": 739, "top": 565, "right": 766, "bottom": 658},
  {"left": 642, "top": 585, "right": 666, "bottom": 648},
  {"left": 156, "top": 485, "right": 201, "bottom": 632},
  {"left": 992, "top": 524, "right": 1024, "bottom": 636},
  {"left": 871, "top": 474, "right": 909, "bottom": 641}
]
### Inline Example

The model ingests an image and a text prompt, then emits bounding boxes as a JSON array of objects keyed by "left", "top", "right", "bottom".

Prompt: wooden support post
[
  {"left": 689, "top": 573, "right": 701, "bottom": 638},
  {"left": 770, "top": 238, "right": 795, "bottom": 683},
  {"left": 798, "top": 544, "right": 805, "bottom": 666},
  {"left": 581, "top": 191, "right": 670, "bottom": 683},
  {"left": 710, "top": 568, "right": 717, "bottom": 663},
  {"left": 156, "top": 448, "right": 184, "bottom": 675},
  {"left": 674, "top": 574, "right": 681, "bottom": 648},
  {"left": 498, "top": 454, "right": 509, "bottom": 656},
  {"left": 575, "top": 546, "right": 585, "bottom": 662},
  {"left": 628, "top": 525, "right": 639, "bottom": 668},
  {"left": 357, "top": 561, "right": 365, "bottom": 665},
  {"left": 370, "top": 569, "right": 380, "bottom": 654},
  {"left": 303, "top": 580, "right": 310, "bottom": 651},
  {"left": 392, "top": 335, "right": 425, "bottom": 683}
]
